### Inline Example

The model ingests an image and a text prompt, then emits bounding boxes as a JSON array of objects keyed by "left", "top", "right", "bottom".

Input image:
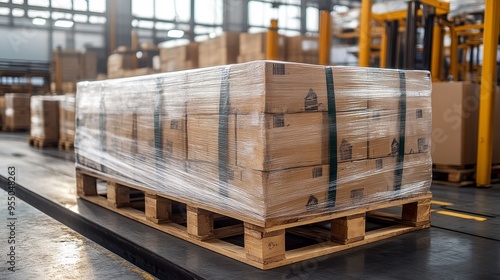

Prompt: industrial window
[
  {"left": 306, "top": 7, "right": 318, "bottom": 32},
  {"left": 155, "top": 0, "right": 191, "bottom": 22},
  {"left": 195, "top": 0, "right": 223, "bottom": 25}
]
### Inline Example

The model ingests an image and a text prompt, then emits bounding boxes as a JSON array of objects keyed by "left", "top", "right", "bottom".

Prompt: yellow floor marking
[
  {"left": 435, "top": 210, "right": 487, "bottom": 222},
  {"left": 431, "top": 200, "right": 453, "bottom": 206}
]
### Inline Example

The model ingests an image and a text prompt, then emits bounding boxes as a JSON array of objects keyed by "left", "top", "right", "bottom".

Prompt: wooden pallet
[
  {"left": 76, "top": 167, "right": 431, "bottom": 270},
  {"left": 28, "top": 136, "right": 58, "bottom": 148},
  {"left": 432, "top": 164, "right": 500, "bottom": 187},
  {"left": 2, "top": 126, "right": 28, "bottom": 132},
  {"left": 58, "top": 139, "right": 74, "bottom": 151}
]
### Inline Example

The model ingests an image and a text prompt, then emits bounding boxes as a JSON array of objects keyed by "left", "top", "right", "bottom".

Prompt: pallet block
[
  {"left": 76, "top": 167, "right": 431, "bottom": 270},
  {"left": 28, "top": 136, "right": 58, "bottom": 148},
  {"left": 58, "top": 139, "right": 74, "bottom": 151},
  {"left": 432, "top": 164, "right": 500, "bottom": 187}
]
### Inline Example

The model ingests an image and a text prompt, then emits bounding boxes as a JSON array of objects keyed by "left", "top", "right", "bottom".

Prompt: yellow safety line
[
  {"left": 435, "top": 210, "right": 487, "bottom": 222},
  {"left": 431, "top": 200, "right": 453, "bottom": 206}
]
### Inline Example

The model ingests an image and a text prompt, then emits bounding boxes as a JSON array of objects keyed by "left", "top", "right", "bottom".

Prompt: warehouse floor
[{"left": 1, "top": 132, "right": 499, "bottom": 279}]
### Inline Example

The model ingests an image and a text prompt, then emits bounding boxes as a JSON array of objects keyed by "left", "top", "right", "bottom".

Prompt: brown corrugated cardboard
[
  {"left": 187, "top": 114, "right": 237, "bottom": 165},
  {"left": 237, "top": 111, "right": 368, "bottom": 171},
  {"left": 431, "top": 82, "right": 500, "bottom": 165},
  {"left": 198, "top": 32, "right": 240, "bottom": 68},
  {"left": 186, "top": 61, "right": 368, "bottom": 115}
]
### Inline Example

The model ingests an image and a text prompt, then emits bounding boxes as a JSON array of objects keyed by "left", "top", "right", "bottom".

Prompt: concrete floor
[
  {"left": 0, "top": 189, "right": 155, "bottom": 279},
  {"left": 1, "top": 132, "right": 499, "bottom": 279}
]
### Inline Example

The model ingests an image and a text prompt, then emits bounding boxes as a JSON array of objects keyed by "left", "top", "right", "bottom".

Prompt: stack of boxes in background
[
  {"left": 159, "top": 43, "right": 199, "bottom": 72},
  {"left": 286, "top": 35, "right": 319, "bottom": 64},
  {"left": 50, "top": 49, "right": 98, "bottom": 93},
  {"left": 107, "top": 50, "right": 137, "bottom": 79},
  {"left": 237, "top": 32, "right": 286, "bottom": 63},
  {"left": 80, "top": 52, "right": 98, "bottom": 81},
  {"left": 30, "top": 96, "right": 60, "bottom": 144},
  {"left": 75, "top": 61, "right": 432, "bottom": 223},
  {"left": 198, "top": 32, "right": 240, "bottom": 68},
  {"left": 0, "top": 96, "right": 5, "bottom": 130},
  {"left": 431, "top": 82, "right": 500, "bottom": 166},
  {"left": 59, "top": 94, "right": 76, "bottom": 149},
  {"left": 4, "top": 93, "right": 31, "bottom": 131}
]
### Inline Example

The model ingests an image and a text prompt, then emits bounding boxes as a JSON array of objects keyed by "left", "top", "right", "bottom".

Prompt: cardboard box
[
  {"left": 367, "top": 99, "right": 431, "bottom": 158},
  {"left": 0, "top": 96, "right": 5, "bottom": 128},
  {"left": 431, "top": 82, "right": 500, "bottom": 165},
  {"left": 30, "top": 96, "right": 60, "bottom": 141},
  {"left": 160, "top": 42, "right": 199, "bottom": 72},
  {"left": 400, "top": 153, "right": 432, "bottom": 194},
  {"left": 187, "top": 61, "right": 368, "bottom": 115},
  {"left": 59, "top": 94, "right": 75, "bottom": 142},
  {"left": 237, "top": 111, "right": 368, "bottom": 171},
  {"left": 187, "top": 114, "right": 237, "bottom": 165},
  {"left": 4, "top": 93, "right": 31, "bottom": 130},
  {"left": 238, "top": 32, "right": 286, "bottom": 62},
  {"left": 198, "top": 32, "right": 240, "bottom": 68}
]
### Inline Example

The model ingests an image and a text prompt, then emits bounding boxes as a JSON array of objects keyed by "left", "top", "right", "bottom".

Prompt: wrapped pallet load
[
  {"left": 29, "top": 95, "right": 61, "bottom": 148},
  {"left": 59, "top": 94, "right": 76, "bottom": 150},
  {"left": 4, "top": 93, "right": 31, "bottom": 131},
  {"left": 75, "top": 61, "right": 432, "bottom": 269}
]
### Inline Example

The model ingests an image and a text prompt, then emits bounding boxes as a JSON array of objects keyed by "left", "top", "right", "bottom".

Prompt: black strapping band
[
  {"left": 99, "top": 86, "right": 106, "bottom": 172},
  {"left": 154, "top": 77, "right": 164, "bottom": 171},
  {"left": 325, "top": 67, "right": 338, "bottom": 207},
  {"left": 218, "top": 67, "right": 231, "bottom": 198},
  {"left": 394, "top": 70, "right": 407, "bottom": 191}
]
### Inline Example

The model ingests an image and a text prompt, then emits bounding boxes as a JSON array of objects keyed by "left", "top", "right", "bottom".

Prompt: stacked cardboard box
[
  {"left": 30, "top": 96, "right": 60, "bottom": 142},
  {"left": 59, "top": 94, "right": 76, "bottom": 145},
  {"left": 107, "top": 52, "right": 137, "bottom": 79},
  {"left": 286, "top": 35, "right": 319, "bottom": 64},
  {"left": 160, "top": 43, "right": 199, "bottom": 72},
  {"left": 4, "top": 93, "right": 31, "bottom": 131},
  {"left": 237, "top": 32, "right": 286, "bottom": 63},
  {"left": 198, "top": 33, "right": 240, "bottom": 68},
  {"left": 0, "top": 96, "right": 5, "bottom": 130},
  {"left": 76, "top": 61, "right": 432, "bottom": 223},
  {"left": 81, "top": 52, "right": 98, "bottom": 80},
  {"left": 431, "top": 82, "right": 500, "bottom": 165},
  {"left": 50, "top": 50, "right": 81, "bottom": 94}
]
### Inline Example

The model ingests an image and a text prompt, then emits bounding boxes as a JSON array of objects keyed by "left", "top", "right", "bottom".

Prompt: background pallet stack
[
  {"left": 59, "top": 94, "right": 76, "bottom": 150},
  {"left": 159, "top": 43, "right": 199, "bottom": 72},
  {"left": 431, "top": 82, "right": 500, "bottom": 166},
  {"left": 198, "top": 32, "right": 240, "bottom": 67},
  {"left": 0, "top": 96, "right": 5, "bottom": 130},
  {"left": 285, "top": 35, "right": 319, "bottom": 64},
  {"left": 29, "top": 96, "right": 61, "bottom": 148},
  {"left": 4, "top": 93, "right": 30, "bottom": 131},
  {"left": 237, "top": 32, "right": 286, "bottom": 63},
  {"left": 50, "top": 50, "right": 81, "bottom": 94}
]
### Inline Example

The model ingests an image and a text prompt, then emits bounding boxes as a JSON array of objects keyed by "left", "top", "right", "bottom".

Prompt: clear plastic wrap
[
  {"left": 4, "top": 93, "right": 31, "bottom": 130},
  {"left": 30, "top": 95, "right": 62, "bottom": 141},
  {"left": 59, "top": 94, "right": 76, "bottom": 143},
  {"left": 75, "top": 61, "right": 432, "bottom": 224}
]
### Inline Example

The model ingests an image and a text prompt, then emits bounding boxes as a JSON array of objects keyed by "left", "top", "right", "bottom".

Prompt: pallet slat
[{"left": 76, "top": 168, "right": 431, "bottom": 269}]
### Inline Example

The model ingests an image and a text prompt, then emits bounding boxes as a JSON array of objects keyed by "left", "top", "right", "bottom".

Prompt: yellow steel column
[
  {"left": 431, "top": 21, "right": 442, "bottom": 81},
  {"left": 450, "top": 26, "right": 459, "bottom": 81},
  {"left": 266, "top": 19, "right": 279, "bottom": 60},
  {"left": 359, "top": 0, "right": 372, "bottom": 67},
  {"left": 380, "top": 23, "right": 387, "bottom": 68},
  {"left": 476, "top": 0, "right": 500, "bottom": 187},
  {"left": 319, "top": 10, "right": 332, "bottom": 65}
]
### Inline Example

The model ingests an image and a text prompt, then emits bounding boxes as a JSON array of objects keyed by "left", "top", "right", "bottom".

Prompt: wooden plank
[{"left": 76, "top": 169, "right": 432, "bottom": 270}]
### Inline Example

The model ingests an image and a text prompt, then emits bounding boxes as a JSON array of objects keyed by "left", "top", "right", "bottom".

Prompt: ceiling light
[
  {"left": 54, "top": 20, "right": 74, "bottom": 28},
  {"left": 167, "top": 29, "right": 184, "bottom": 38},
  {"left": 32, "top": 18, "right": 46, "bottom": 26}
]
